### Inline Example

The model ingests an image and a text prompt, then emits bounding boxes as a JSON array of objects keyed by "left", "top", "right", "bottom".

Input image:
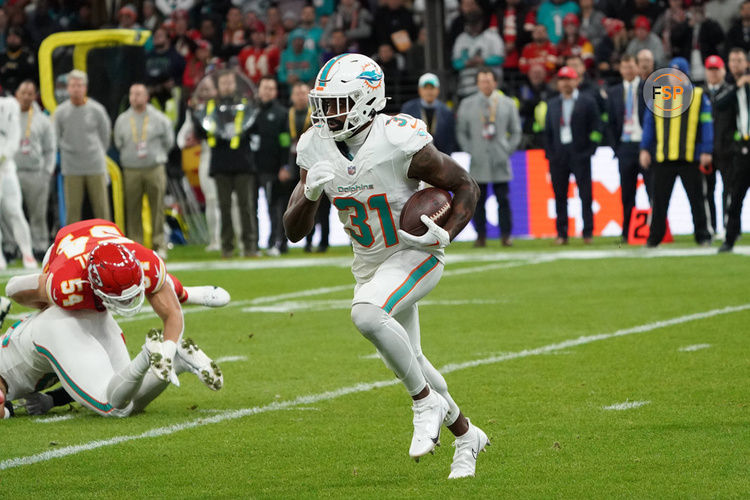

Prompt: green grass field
[{"left": 1, "top": 237, "right": 748, "bottom": 498}]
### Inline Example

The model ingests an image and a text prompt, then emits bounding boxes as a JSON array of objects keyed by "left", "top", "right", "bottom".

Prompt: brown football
[{"left": 399, "top": 187, "right": 453, "bottom": 236}]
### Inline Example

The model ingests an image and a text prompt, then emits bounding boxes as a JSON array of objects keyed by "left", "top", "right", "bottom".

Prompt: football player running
[
  {"left": 2, "top": 219, "right": 229, "bottom": 418},
  {"left": 284, "top": 54, "right": 487, "bottom": 479}
]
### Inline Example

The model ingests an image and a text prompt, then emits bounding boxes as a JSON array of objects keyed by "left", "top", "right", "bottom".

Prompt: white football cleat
[
  {"left": 184, "top": 286, "right": 230, "bottom": 307},
  {"left": 409, "top": 390, "right": 449, "bottom": 460},
  {"left": 176, "top": 337, "right": 223, "bottom": 391},
  {"left": 142, "top": 329, "right": 179, "bottom": 386},
  {"left": 448, "top": 419, "right": 490, "bottom": 479}
]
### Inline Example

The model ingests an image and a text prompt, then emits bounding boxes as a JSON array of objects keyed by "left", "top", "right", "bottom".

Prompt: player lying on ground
[
  {"left": 284, "top": 54, "right": 488, "bottom": 479},
  {"left": 0, "top": 306, "right": 219, "bottom": 419},
  {"left": 2, "top": 218, "right": 229, "bottom": 416}
]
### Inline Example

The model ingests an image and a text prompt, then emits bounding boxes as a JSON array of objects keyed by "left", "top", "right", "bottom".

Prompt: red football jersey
[{"left": 43, "top": 219, "right": 168, "bottom": 311}]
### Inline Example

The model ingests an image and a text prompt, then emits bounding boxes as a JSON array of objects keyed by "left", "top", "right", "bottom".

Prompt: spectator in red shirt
[
  {"left": 493, "top": 0, "right": 536, "bottom": 71},
  {"left": 238, "top": 22, "right": 281, "bottom": 85},
  {"left": 183, "top": 39, "right": 212, "bottom": 94},
  {"left": 220, "top": 7, "right": 247, "bottom": 59},
  {"left": 556, "top": 14, "right": 594, "bottom": 69},
  {"left": 520, "top": 24, "right": 558, "bottom": 79}
]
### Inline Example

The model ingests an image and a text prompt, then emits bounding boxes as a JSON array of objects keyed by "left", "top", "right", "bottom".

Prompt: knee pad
[{"left": 351, "top": 303, "right": 387, "bottom": 341}]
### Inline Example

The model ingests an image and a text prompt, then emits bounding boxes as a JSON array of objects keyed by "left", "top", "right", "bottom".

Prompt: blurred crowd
[{"left": 0, "top": 0, "right": 748, "bottom": 262}]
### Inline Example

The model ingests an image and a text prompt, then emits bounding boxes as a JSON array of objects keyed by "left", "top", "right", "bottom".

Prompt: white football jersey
[{"left": 297, "top": 113, "right": 444, "bottom": 283}]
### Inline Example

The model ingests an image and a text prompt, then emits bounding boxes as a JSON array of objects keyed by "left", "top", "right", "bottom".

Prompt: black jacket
[
  {"left": 544, "top": 91, "right": 602, "bottom": 162},
  {"left": 193, "top": 98, "right": 255, "bottom": 177},
  {"left": 607, "top": 79, "right": 647, "bottom": 151},
  {"left": 704, "top": 81, "right": 736, "bottom": 156},
  {"left": 250, "top": 100, "right": 290, "bottom": 176}
]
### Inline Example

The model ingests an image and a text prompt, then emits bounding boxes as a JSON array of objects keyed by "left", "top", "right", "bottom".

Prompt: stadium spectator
[
  {"left": 13, "top": 80, "right": 56, "bottom": 260},
  {"left": 726, "top": 0, "right": 750, "bottom": 53},
  {"left": 536, "top": 0, "right": 580, "bottom": 45},
  {"left": 639, "top": 58, "right": 713, "bottom": 248},
  {"left": 668, "top": 2, "right": 724, "bottom": 82},
  {"left": 448, "top": 0, "right": 488, "bottom": 58},
  {"left": 193, "top": 70, "right": 259, "bottom": 259},
  {"left": 544, "top": 65, "right": 603, "bottom": 245},
  {"left": 706, "top": 0, "right": 745, "bottom": 33},
  {"left": 0, "top": 92, "right": 36, "bottom": 269},
  {"left": 594, "top": 17, "right": 627, "bottom": 75},
  {"left": 296, "top": 5, "right": 325, "bottom": 55},
  {"left": 519, "top": 25, "right": 558, "bottom": 80},
  {"left": 579, "top": 0, "right": 607, "bottom": 47},
  {"left": 402, "top": 73, "right": 457, "bottom": 155},
  {"left": 518, "top": 63, "right": 555, "bottom": 149},
  {"left": 320, "top": 29, "right": 350, "bottom": 64},
  {"left": 452, "top": 5, "right": 505, "bottom": 101},
  {"left": 198, "top": 16, "right": 221, "bottom": 51},
  {"left": 404, "top": 27, "right": 429, "bottom": 79},
  {"left": 117, "top": 4, "right": 140, "bottom": 29},
  {"left": 626, "top": 16, "right": 666, "bottom": 67},
  {"left": 220, "top": 7, "right": 248, "bottom": 59},
  {"left": 374, "top": 43, "right": 406, "bottom": 111},
  {"left": 717, "top": 48, "right": 750, "bottom": 252},
  {"left": 637, "top": 48, "right": 656, "bottom": 80},
  {"left": 322, "top": 0, "right": 373, "bottom": 54},
  {"left": 170, "top": 10, "right": 194, "bottom": 59},
  {"left": 702, "top": 55, "right": 733, "bottom": 234},
  {"left": 457, "top": 68, "right": 522, "bottom": 247},
  {"left": 145, "top": 26, "right": 185, "bottom": 110},
  {"left": 621, "top": 0, "right": 662, "bottom": 28},
  {"left": 0, "top": 26, "right": 37, "bottom": 92},
  {"left": 25, "top": 1, "right": 59, "bottom": 49},
  {"left": 281, "top": 10, "right": 300, "bottom": 34},
  {"left": 182, "top": 39, "right": 213, "bottom": 94},
  {"left": 607, "top": 54, "right": 651, "bottom": 242},
  {"left": 54, "top": 70, "right": 112, "bottom": 224},
  {"left": 250, "top": 76, "right": 291, "bottom": 256},
  {"left": 141, "top": 1, "right": 161, "bottom": 31},
  {"left": 493, "top": 0, "right": 535, "bottom": 75},
  {"left": 278, "top": 30, "right": 319, "bottom": 91},
  {"left": 114, "top": 83, "right": 174, "bottom": 259},
  {"left": 373, "top": 0, "right": 418, "bottom": 53},
  {"left": 652, "top": 0, "right": 688, "bottom": 60},
  {"left": 556, "top": 14, "right": 594, "bottom": 69},
  {"left": 239, "top": 22, "right": 281, "bottom": 85}
]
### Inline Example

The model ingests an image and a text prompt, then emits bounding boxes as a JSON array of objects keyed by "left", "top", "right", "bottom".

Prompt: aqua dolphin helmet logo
[{"left": 357, "top": 67, "right": 383, "bottom": 89}]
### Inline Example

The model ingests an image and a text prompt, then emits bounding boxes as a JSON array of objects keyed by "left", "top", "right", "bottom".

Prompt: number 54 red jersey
[{"left": 43, "top": 219, "right": 168, "bottom": 311}]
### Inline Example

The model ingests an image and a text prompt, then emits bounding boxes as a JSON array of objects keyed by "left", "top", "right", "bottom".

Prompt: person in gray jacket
[
  {"left": 456, "top": 68, "right": 522, "bottom": 247},
  {"left": 53, "top": 69, "right": 112, "bottom": 224},
  {"left": 13, "top": 81, "right": 56, "bottom": 259},
  {"left": 114, "top": 83, "right": 174, "bottom": 258}
]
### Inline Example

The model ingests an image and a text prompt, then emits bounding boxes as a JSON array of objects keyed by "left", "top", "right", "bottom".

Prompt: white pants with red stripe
[
  {"left": 0, "top": 306, "right": 154, "bottom": 417},
  {"left": 351, "top": 249, "right": 461, "bottom": 425}
]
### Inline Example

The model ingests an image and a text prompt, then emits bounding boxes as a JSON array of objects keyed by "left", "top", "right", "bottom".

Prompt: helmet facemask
[{"left": 87, "top": 243, "right": 147, "bottom": 317}]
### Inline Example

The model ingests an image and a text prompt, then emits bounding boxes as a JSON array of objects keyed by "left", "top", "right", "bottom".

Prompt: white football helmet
[{"left": 309, "top": 53, "right": 387, "bottom": 141}]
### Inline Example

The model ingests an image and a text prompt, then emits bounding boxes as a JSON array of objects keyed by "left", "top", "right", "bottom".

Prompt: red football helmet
[{"left": 87, "top": 242, "right": 145, "bottom": 316}]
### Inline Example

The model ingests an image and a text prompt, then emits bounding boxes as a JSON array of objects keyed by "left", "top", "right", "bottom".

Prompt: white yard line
[
  {"left": 2, "top": 303, "right": 747, "bottom": 471},
  {"left": 33, "top": 414, "right": 78, "bottom": 423},
  {"left": 603, "top": 401, "right": 651, "bottom": 411},
  {"left": 214, "top": 356, "right": 248, "bottom": 363},
  {"left": 678, "top": 344, "right": 712, "bottom": 352}
]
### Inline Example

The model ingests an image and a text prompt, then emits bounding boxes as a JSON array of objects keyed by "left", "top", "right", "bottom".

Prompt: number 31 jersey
[
  {"left": 43, "top": 219, "right": 168, "bottom": 311},
  {"left": 296, "top": 113, "right": 444, "bottom": 283}
]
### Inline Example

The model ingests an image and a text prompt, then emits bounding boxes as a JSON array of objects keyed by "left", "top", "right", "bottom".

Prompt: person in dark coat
[
  {"left": 607, "top": 54, "right": 652, "bottom": 242},
  {"left": 401, "top": 73, "right": 457, "bottom": 155},
  {"left": 544, "top": 65, "right": 603, "bottom": 244}
]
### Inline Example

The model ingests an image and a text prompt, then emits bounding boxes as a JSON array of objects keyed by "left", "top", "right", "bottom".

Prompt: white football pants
[{"left": 351, "top": 249, "right": 461, "bottom": 425}]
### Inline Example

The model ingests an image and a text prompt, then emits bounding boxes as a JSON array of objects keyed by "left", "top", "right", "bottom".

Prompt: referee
[{"left": 639, "top": 58, "right": 713, "bottom": 247}]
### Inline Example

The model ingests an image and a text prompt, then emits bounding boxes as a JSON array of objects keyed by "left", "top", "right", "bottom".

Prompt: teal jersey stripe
[
  {"left": 34, "top": 343, "right": 113, "bottom": 413},
  {"left": 382, "top": 256, "right": 440, "bottom": 313}
]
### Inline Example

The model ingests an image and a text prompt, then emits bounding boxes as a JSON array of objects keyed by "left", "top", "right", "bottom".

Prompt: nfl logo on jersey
[{"left": 347, "top": 164, "right": 356, "bottom": 175}]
